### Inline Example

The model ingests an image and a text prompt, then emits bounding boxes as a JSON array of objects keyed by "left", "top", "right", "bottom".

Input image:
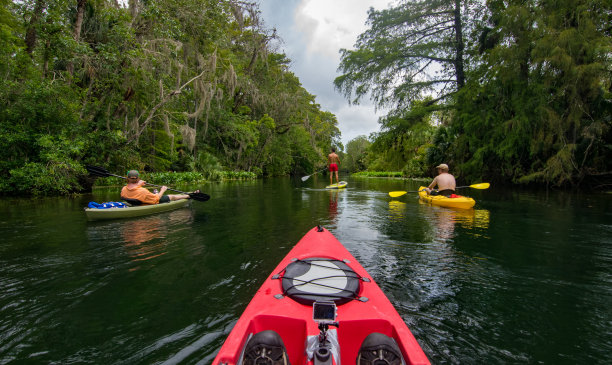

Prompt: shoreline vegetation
[
  {"left": 92, "top": 170, "right": 257, "bottom": 188},
  {"left": 93, "top": 171, "right": 429, "bottom": 188},
  {"left": 350, "top": 172, "right": 430, "bottom": 182},
  {"left": 1, "top": 1, "right": 609, "bottom": 197},
  {"left": 351, "top": 171, "right": 404, "bottom": 178}
]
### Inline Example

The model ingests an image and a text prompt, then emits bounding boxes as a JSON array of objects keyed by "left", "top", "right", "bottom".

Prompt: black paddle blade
[
  {"left": 86, "top": 165, "right": 111, "bottom": 177},
  {"left": 189, "top": 192, "right": 210, "bottom": 202}
]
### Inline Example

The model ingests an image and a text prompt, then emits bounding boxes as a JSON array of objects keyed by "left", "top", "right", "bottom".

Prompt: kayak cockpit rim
[{"left": 272, "top": 257, "right": 371, "bottom": 304}]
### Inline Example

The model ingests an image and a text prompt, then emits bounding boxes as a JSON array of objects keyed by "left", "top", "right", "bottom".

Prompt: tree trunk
[
  {"left": 25, "top": 0, "right": 46, "bottom": 55},
  {"left": 67, "top": 0, "right": 87, "bottom": 76},
  {"left": 453, "top": 0, "right": 465, "bottom": 89},
  {"left": 74, "top": 0, "right": 87, "bottom": 42},
  {"left": 129, "top": 0, "right": 138, "bottom": 19}
]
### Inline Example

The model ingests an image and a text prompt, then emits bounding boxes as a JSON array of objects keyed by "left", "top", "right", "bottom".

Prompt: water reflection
[
  {"left": 85, "top": 208, "right": 195, "bottom": 271},
  {"left": 418, "top": 203, "right": 491, "bottom": 241},
  {"left": 388, "top": 200, "right": 407, "bottom": 222},
  {"left": 328, "top": 189, "right": 339, "bottom": 222},
  {"left": 121, "top": 216, "right": 168, "bottom": 266},
  {"left": 126, "top": 209, "right": 194, "bottom": 269}
]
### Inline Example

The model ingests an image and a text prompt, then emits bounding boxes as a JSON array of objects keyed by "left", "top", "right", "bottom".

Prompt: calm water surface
[{"left": 0, "top": 176, "right": 610, "bottom": 364}]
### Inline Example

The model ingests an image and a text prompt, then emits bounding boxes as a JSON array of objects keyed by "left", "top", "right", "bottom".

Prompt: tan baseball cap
[{"left": 436, "top": 164, "right": 449, "bottom": 171}]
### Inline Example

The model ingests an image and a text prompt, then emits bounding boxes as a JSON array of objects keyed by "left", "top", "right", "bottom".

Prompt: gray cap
[
  {"left": 436, "top": 164, "right": 449, "bottom": 171},
  {"left": 127, "top": 170, "right": 139, "bottom": 178}
]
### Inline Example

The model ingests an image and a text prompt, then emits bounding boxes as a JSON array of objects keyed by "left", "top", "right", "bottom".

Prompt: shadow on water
[{"left": 0, "top": 177, "right": 610, "bottom": 363}]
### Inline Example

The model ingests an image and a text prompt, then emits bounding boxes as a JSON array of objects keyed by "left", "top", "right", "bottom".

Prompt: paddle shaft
[
  {"left": 388, "top": 183, "right": 489, "bottom": 198},
  {"left": 302, "top": 168, "right": 327, "bottom": 181}
]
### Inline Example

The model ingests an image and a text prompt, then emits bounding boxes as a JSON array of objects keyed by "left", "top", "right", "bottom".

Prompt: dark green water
[{"left": 0, "top": 176, "right": 610, "bottom": 364}]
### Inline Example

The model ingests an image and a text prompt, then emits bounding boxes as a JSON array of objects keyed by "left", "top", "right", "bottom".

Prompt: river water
[{"left": 0, "top": 176, "right": 610, "bottom": 364}]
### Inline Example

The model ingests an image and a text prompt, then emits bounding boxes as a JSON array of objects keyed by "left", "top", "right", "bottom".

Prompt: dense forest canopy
[
  {"left": 1, "top": 0, "right": 610, "bottom": 196},
  {"left": 0, "top": 0, "right": 341, "bottom": 195},
  {"left": 337, "top": 0, "right": 611, "bottom": 189}
]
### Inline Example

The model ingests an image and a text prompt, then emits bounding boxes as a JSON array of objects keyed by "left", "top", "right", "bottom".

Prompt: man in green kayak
[
  {"left": 120, "top": 170, "right": 193, "bottom": 205},
  {"left": 424, "top": 163, "right": 456, "bottom": 197},
  {"left": 328, "top": 148, "right": 341, "bottom": 186}
]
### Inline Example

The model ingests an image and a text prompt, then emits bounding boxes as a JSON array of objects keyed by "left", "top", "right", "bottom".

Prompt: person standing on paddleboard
[
  {"left": 425, "top": 163, "right": 456, "bottom": 197},
  {"left": 328, "top": 148, "right": 341, "bottom": 186},
  {"left": 120, "top": 170, "right": 195, "bottom": 205}
]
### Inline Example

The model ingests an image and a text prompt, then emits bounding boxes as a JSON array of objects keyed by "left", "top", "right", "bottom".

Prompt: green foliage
[
  {"left": 339, "top": 0, "right": 611, "bottom": 189},
  {"left": 0, "top": 0, "right": 341, "bottom": 195},
  {"left": 3, "top": 135, "right": 86, "bottom": 196},
  {"left": 352, "top": 171, "right": 403, "bottom": 178},
  {"left": 218, "top": 170, "right": 257, "bottom": 180},
  {"left": 335, "top": 0, "right": 478, "bottom": 109},
  {"left": 194, "top": 151, "right": 223, "bottom": 178},
  {"left": 444, "top": 0, "right": 612, "bottom": 187},
  {"left": 0, "top": 0, "right": 19, "bottom": 75},
  {"left": 146, "top": 171, "right": 206, "bottom": 185},
  {"left": 365, "top": 103, "right": 436, "bottom": 176},
  {"left": 344, "top": 136, "right": 371, "bottom": 172},
  {"left": 92, "top": 169, "right": 255, "bottom": 187}
]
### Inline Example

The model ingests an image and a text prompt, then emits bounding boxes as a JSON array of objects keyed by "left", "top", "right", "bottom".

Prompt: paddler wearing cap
[
  {"left": 120, "top": 170, "right": 193, "bottom": 205},
  {"left": 424, "top": 163, "right": 456, "bottom": 197}
]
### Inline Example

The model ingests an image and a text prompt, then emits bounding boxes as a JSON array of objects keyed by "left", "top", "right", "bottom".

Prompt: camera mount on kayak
[{"left": 312, "top": 301, "right": 339, "bottom": 364}]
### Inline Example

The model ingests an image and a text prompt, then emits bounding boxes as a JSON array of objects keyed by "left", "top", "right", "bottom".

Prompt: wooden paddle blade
[
  {"left": 188, "top": 192, "right": 210, "bottom": 202},
  {"left": 388, "top": 191, "right": 408, "bottom": 198},
  {"left": 86, "top": 165, "right": 111, "bottom": 177},
  {"left": 469, "top": 183, "right": 490, "bottom": 189}
]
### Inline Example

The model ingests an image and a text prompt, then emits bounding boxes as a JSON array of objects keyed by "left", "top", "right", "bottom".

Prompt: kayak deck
[
  {"left": 213, "top": 226, "right": 429, "bottom": 365},
  {"left": 84, "top": 199, "right": 190, "bottom": 221},
  {"left": 418, "top": 186, "right": 475, "bottom": 209}
]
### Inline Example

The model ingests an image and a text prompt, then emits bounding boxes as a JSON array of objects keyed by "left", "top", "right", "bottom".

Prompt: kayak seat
[
  {"left": 121, "top": 197, "right": 143, "bottom": 206},
  {"left": 280, "top": 258, "right": 362, "bottom": 305},
  {"left": 241, "top": 330, "right": 290, "bottom": 365},
  {"left": 356, "top": 332, "right": 404, "bottom": 365}
]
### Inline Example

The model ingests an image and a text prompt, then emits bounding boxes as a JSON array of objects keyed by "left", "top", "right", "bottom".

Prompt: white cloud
[
  {"left": 259, "top": 0, "right": 389, "bottom": 148},
  {"left": 294, "top": 0, "right": 372, "bottom": 61},
  {"left": 335, "top": 104, "right": 383, "bottom": 143}
]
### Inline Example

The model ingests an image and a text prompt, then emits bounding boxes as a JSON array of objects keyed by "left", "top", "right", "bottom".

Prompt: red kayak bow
[{"left": 213, "top": 226, "right": 430, "bottom": 365}]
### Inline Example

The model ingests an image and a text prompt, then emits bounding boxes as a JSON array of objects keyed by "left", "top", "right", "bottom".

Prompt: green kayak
[{"left": 85, "top": 199, "right": 190, "bottom": 221}]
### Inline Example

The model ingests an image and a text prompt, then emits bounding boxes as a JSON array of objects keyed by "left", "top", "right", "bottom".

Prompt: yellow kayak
[
  {"left": 418, "top": 186, "right": 475, "bottom": 209},
  {"left": 326, "top": 181, "right": 348, "bottom": 189}
]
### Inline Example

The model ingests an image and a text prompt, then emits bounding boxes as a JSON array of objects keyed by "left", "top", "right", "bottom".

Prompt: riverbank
[{"left": 92, "top": 170, "right": 257, "bottom": 187}]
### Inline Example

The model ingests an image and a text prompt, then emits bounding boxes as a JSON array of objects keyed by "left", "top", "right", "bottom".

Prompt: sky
[{"left": 258, "top": 0, "right": 390, "bottom": 148}]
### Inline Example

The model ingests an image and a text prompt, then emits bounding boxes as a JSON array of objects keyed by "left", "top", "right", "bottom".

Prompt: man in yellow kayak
[
  {"left": 424, "top": 163, "right": 456, "bottom": 197},
  {"left": 120, "top": 170, "right": 194, "bottom": 205}
]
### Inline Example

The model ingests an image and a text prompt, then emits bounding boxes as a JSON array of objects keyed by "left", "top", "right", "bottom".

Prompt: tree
[
  {"left": 334, "top": 0, "right": 476, "bottom": 111},
  {"left": 344, "top": 136, "right": 370, "bottom": 172},
  {"left": 367, "top": 102, "right": 436, "bottom": 175},
  {"left": 448, "top": 0, "right": 612, "bottom": 187},
  {"left": 0, "top": 0, "right": 19, "bottom": 75},
  {"left": 0, "top": 0, "right": 343, "bottom": 195}
]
